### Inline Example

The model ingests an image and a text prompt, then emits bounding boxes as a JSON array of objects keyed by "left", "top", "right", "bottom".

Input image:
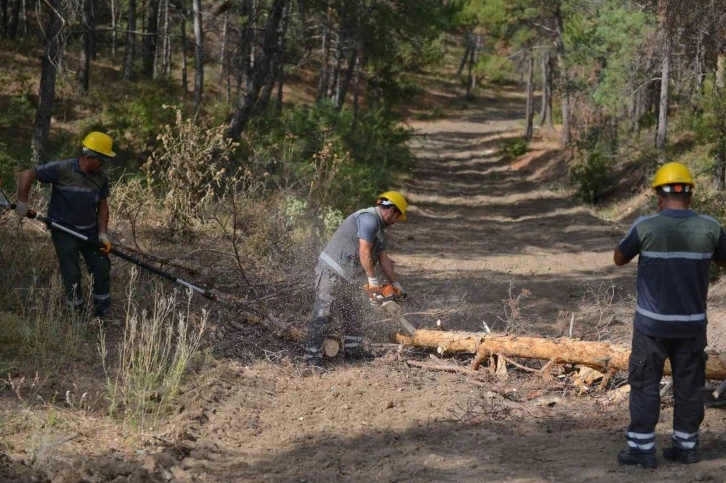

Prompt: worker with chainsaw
[
  {"left": 305, "top": 191, "right": 408, "bottom": 369},
  {"left": 614, "top": 162, "right": 726, "bottom": 468},
  {"left": 16, "top": 132, "right": 115, "bottom": 318}
]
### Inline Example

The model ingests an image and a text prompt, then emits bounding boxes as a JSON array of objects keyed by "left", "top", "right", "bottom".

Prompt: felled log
[{"left": 395, "top": 329, "right": 726, "bottom": 381}]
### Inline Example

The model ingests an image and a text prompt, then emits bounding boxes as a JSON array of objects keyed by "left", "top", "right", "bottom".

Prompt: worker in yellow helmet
[
  {"left": 305, "top": 191, "right": 409, "bottom": 370},
  {"left": 16, "top": 132, "right": 116, "bottom": 318},
  {"left": 614, "top": 162, "right": 726, "bottom": 468}
]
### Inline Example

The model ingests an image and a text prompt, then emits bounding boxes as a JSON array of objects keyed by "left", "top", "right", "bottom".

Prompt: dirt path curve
[{"left": 173, "top": 87, "right": 726, "bottom": 483}]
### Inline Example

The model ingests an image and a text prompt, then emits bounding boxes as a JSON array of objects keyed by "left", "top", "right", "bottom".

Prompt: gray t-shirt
[{"left": 318, "top": 207, "right": 386, "bottom": 280}]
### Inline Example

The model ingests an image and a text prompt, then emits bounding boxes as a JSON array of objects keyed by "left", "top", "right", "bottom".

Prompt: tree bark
[
  {"left": 317, "top": 5, "right": 332, "bottom": 101},
  {"left": 335, "top": 46, "right": 357, "bottom": 111},
  {"left": 6, "top": 0, "right": 19, "bottom": 39},
  {"left": 32, "top": 0, "right": 64, "bottom": 164},
  {"left": 179, "top": 3, "right": 188, "bottom": 92},
  {"left": 254, "top": 0, "right": 290, "bottom": 117},
  {"left": 111, "top": 0, "right": 117, "bottom": 56},
  {"left": 228, "top": 0, "right": 285, "bottom": 139},
  {"left": 80, "top": 0, "right": 93, "bottom": 94},
  {"left": 525, "top": 56, "right": 535, "bottom": 140},
  {"left": 328, "top": 29, "right": 343, "bottom": 100},
  {"left": 717, "top": 50, "right": 725, "bottom": 90},
  {"left": 655, "top": 37, "right": 671, "bottom": 155},
  {"left": 395, "top": 330, "right": 726, "bottom": 381},
  {"left": 20, "top": 0, "right": 27, "bottom": 37},
  {"left": 142, "top": 0, "right": 160, "bottom": 78},
  {"left": 351, "top": 48, "right": 361, "bottom": 130},
  {"left": 1, "top": 0, "right": 7, "bottom": 37},
  {"left": 465, "top": 34, "right": 481, "bottom": 99},
  {"left": 539, "top": 53, "right": 554, "bottom": 130},
  {"left": 219, "top": 8, "right": 229, "bottom": 102},
  {"left": 191, "top": 0, "right": 203, "bottom": 114},
  {"left": 553, "top": 3, "right": 570, "bottom": 148},
  {"left": 123, "top": 0, "right": 137, "bottom": 80},
  {"left": 457, "top": 32, "right": 472, "bottom": 77}
]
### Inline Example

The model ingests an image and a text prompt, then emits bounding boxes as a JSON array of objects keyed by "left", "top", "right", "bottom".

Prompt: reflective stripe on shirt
[
  {"left": 641, "top": 251, "right": 712, "bottom": 260},
  {"left": 319, "top": 252, "right": 352, "bottom": 281},
  {"left": 636, "top": 306, "right": 706, "bottom": 322}
]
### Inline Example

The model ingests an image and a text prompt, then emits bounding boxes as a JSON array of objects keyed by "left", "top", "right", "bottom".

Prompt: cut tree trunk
[{"left": 395, "top": 329, "right": 726, "bottom": 381}]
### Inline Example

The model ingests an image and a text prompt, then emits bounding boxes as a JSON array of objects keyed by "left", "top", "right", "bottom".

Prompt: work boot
[
  {"left": 304, "top": 347, "right": 326, "bottom": 372},
  {"left": 663, "top": 446, "right": 700, "bottom": 464},
  {"left": 343, "top": 336, "right": 374, "bottom": 361},
  {"left": 617, "top": 449, "right": 657, "bottom": 469}
]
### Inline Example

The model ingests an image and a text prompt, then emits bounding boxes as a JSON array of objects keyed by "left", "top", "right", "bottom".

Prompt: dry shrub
[
  {"left": 145, "top": 106, "right": 239, "bottom": 234},
  {"left": 100, "top": 268, "right": 208, "bottom": 425}
]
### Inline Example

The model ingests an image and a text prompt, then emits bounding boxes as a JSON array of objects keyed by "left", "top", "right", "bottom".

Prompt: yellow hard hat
[
  {"left": 81, "top": 131, "right": 116, "bottom": 160},
  {"left": 652, "top": 162, "right": 694, "bottom": 190},
  {"left": 378, "top": 191, "right": 408, "bottom": 221}
]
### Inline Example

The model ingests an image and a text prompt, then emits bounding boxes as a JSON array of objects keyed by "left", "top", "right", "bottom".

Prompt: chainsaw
[{"left": 364, "top": 283, "right": 415, "bottom": 335}]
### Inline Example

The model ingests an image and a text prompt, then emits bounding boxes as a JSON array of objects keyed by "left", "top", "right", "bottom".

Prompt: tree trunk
[
  {"left": 20, "top": 0, "right": 27, "bottom": 37},
  {"left": 457, "top": 32, "right": 472, "bottom": 77},
  {"left": 328, "top": 29, "right": 343, "bottom": 100},
  {"left": 6, "top": 0, "right": 19, "bottom": 39},
  {"left": 32, "top": 0, "right": 64, "bottom": 164},
  {"left": 317, "top": 5, "right": 332, "bottom": 101},
  {"left": 219, "top": 8, "right": 228, "bottom": 101},
  {"left": 465, "top": 34, "right": 481, "bottom": 99},
  {"left": 180, "top": 4, "right": 188, "bottom": 92},
  {"left": 1, "top": 0, "right": 7, "bottom": 37},
  {"left": 395, "top": 330, "right": 726, "bottom": 381},
  {"left": 253, "top": 0, "right": 290, "bottom": 117},
  {"left": 525, "top": 56, "right": 535, "bottom": 140},
  {"left": 717, "top": 50, "right": 725, "bottom": 90},
  {"left": 539, "top": 53, "right": 554, "bottom": 130},
  {"left": 227, "top": 0, "right": 285, "bottom": 139},
  {"left": 142, "top": 0, "right": 160, "bottom": 78},
  {"left": 79, "top": 0, "right": 93, "bottom": 94},
  {"left": 111, "top": 0, "right": 117, "bottom": 56},
  {"left": 655, "top": 37, "right": 671, "bottom": 155},
  {"left": 553, "top": 3, "right": 570, "bottom": 148},
  {"left": 335, "top": 47, "right": 357, "bottom": 111},
  {"left": 123, "top": 0, "right": 137, "bottom": 80},
  {"left": 351, "top": 48, "right": 361, "bottom": 130},
  {"left": 191, "top": 0, "right": 203, "bottom": 113},
  {"left": 274, "top": 1, "right": 292, "bottom": 115}
]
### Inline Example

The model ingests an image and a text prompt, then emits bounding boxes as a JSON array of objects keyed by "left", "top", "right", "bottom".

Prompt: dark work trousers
[
  {"left": 626, "top": 328, "right": 707, "bottom": 453},
  {"left": 51, "top": 229, "right": 112, "bottom": 316},
  {"left": 306, "top": 267, "right": 366, "bottom": 356}
]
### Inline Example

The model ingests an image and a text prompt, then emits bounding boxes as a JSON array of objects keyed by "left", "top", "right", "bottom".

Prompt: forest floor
[{"left": 6, "top": 75, "right": 726, "bottom": 483}]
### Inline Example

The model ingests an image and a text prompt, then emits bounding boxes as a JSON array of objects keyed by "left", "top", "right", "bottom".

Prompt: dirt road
[{"left": 164, "top": 86, "right": 726, "bottom": 482}]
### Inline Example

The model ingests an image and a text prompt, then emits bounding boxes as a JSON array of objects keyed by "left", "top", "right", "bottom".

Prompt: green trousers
[{"left": 51, "top": 229, "right": 112, "bottom": 316}]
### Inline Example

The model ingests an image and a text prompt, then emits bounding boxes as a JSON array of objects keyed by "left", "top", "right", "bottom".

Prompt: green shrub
[
  {"left": 502, "top": 137, "right": 528, "bottom": 160},
  {"left": 570, "top": 150, "right": 613, "bottom": 204}
]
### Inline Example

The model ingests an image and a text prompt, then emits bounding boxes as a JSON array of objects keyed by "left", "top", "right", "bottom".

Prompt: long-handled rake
[{"left": 0, "top": 190, "right": 219, "bottom": 301}]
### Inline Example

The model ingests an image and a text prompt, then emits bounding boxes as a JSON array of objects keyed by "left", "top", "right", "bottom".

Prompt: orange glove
[{"left": 99, "top": 233, "right": 112, "bottom": 254}]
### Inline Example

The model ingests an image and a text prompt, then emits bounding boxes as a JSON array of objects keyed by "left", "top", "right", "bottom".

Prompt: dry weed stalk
[
  {"left": 580, "top": 281, "right": 617, "bottom": 341},
  {"left": 145, "top": 106, "right": 239, "bottom": 233},
  {"left": 497, "top": 279, "right": 532, "bottom": 333},
  {"left": 100, "top": 268, "right": 208, "bottom": 425}
]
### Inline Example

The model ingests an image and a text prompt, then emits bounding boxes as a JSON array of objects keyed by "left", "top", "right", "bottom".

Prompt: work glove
[
  {"left": 99, "top": 233, "right": 112, "bottom": 254},
  {"left": 15, "top": 201, "right": 28, "bottom": 218}
]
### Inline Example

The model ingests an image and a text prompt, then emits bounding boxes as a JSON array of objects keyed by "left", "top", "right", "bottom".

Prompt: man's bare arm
[
  {"left": 17, "top": 169, "right": 36, "bottom": 202},
  {"left": 378, "top": 250, "right": 397, "bottom": 283},
  {"left": 613, "top": 247, "right": 634, "bottom": 266},
  {"left": 97, "top": 199, "right": 109, "bottom": 234},
  {"left": 359, "top": 239, "right": 376, "bottom": 278}
]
